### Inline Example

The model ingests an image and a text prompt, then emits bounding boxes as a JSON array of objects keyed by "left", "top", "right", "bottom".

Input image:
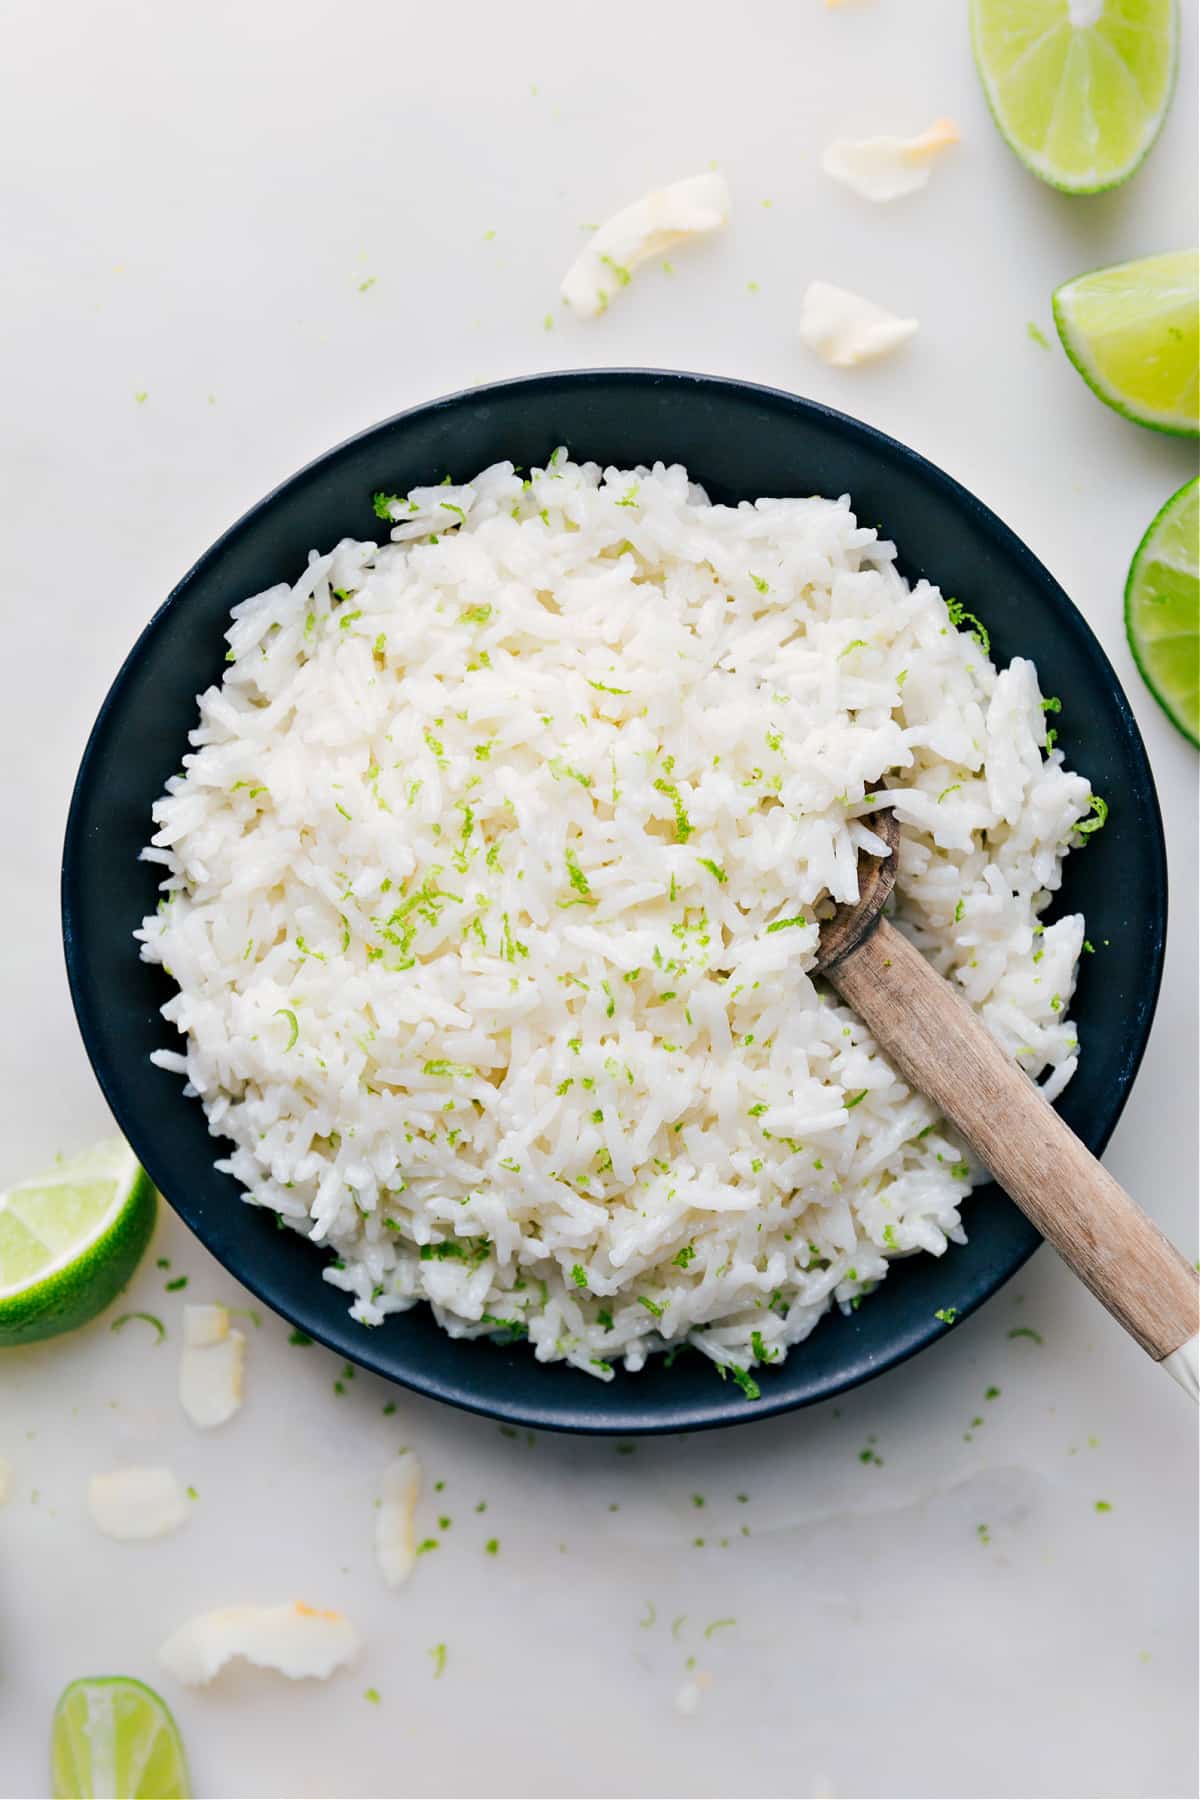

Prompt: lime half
[
  {"left": 1126, "top": 477, "right": 1199, "bottom": 745},
  {"left": 970, "top": 0, "right": 1178, "bottom": 193},
  {"left": 0, "top": 1138, "right": 155, "bottom": 1346},
  {"left": 51, "top": 1676, "right": 191, "bottom": 1800},
  {"left": 1053, "top": 250, "right": 1199, "bottom": 435}
]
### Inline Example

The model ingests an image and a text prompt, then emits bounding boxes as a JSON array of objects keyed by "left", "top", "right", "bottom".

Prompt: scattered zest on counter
[
  {"left": 821, "top": 118, "right": 959, "bottom": 201},
  {"left": 561, "top": 173, "right": 731, "bottom": 319},
  {"left": 798, "top": 281, "right": 918, "bottom": 366},
  {"left": 179, "top": 1304, "right": 245, "bottom": 1429},
  {"left": 87, "top": 1466, "right": 189, "bottom": 1541},
  {"left": 159, "top": 1602, "right": 361, "bottom": 1686},
  {"left": 375, "top": 1450, "right": 422, "bottom": 1587}
]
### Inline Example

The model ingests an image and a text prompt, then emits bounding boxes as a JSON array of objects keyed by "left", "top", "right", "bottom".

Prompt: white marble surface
[{"left": 2, "top": 3, "right": 1197, "bottom": 1796}]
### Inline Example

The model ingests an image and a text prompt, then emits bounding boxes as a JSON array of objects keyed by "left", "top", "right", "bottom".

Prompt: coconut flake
[
  {"left": 180, "top": 1320, "right": 245, "bottom": 1429},
  {"left": 821, "top": 118, "right": 959, "bottom": 201},
  {"left": 159, "top": 1601, "right": 361, "bottom": 1685},
  {"left": 798, "top": 281, "right": 917, "bottom": 367},
  {"left": 183, "top": 1302, "right": 230, "bottom": 1348},
  {"left": 375, "top": 1450, "right": 422, "bottom": 1587},
  {"left": 561, "top": 173, "right": 731, "bottom": 318},
  {"left": 88, "top": 1466, "right": 189, "bottom": 1540}
]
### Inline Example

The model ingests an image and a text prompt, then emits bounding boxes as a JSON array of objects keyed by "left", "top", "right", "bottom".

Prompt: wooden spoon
[{"left": 815, "top": 806, "right": 1199, "bottom": 1397}]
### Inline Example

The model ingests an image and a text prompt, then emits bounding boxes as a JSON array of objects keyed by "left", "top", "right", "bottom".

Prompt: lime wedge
[
  {"left": 1053, "top": 250, "right": 1199, "bottom": 434},
  {"left": 1126, "top": 477, "right": 1199, "bottom": 745},
  {"left": 970, "top": 0, "right": 1178, "bottom": 193},
  {"left": 51, "top": 1676, "right": 191, "bottom": 1800},
  {"left": 0, "top": 1138, "right": 155, "bottom": 1345}
]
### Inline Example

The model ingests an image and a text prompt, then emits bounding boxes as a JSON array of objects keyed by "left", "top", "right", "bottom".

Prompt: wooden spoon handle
[{"left": 828, "top": 917, "right": 1199, "bottom": 1364}]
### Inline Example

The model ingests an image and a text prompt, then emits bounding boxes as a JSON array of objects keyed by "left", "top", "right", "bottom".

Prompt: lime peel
[{"left": 1125, "top": 477, "right": 1199, "bottom": 745}]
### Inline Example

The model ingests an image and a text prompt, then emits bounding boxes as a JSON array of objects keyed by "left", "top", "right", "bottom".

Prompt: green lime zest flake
[
  {"left": 749, "top": 573, "right": 769, "bottom": 593},
  {"left": 274, "top": 1008, "right": 299, "bottom": 1049},
  {"left": 839, "top": 638, "right": 869, "bottom": 659},
  {"left": 599, "top": 253, "right": 632, "bottom": 287},
  {"left": 750, "top": 1329, "right": 777, "bottom": 1364},
  {"left": 615, "top": 483, "right": 640, "bottom": 508},
  {"left": 1008, "top": 1326, "right": 1043, "bottom": 1344},
  {"left": 459, "top": 604, "right": 492, "bottom": 624},
  {"left": 543, "top": 312, "right": 554, "bottom": 331},
  {"left": 697, "top": 858, "right": 727, "bottom": 884},
  {"left": 950, "top": 1159, "right": 970, "bottom": 1180},
  {"left": 1094, "top": 1500, "right": 1112, "bottom": 1513},
  {"left": 428, "top": 1642, "right": 448, "bottom": 1677},
  {"left": 1026, "top": 320, "right": 1051, "bottom": 350},
  {"left": 638, "top": 1295, "right": 664, "bottom": 1319},
  {"left": 1077, "top": 794, "right": 1108, "bottom": 836},
  {"left": 597, "top": 1307, "right": 614, "bottom": 1331},
  {"left": 110, "top": 1311, "right": 165, "bottom": 1343},
  {"left": 638, "top": 1600, "right": 656, "bottom": 1628},
  {"left": 945, "top": 598, "right": 990, "bottom": 652},
  {"left": 728, "top": 1365, "right": 761, "bottom": 1402},
  {"left": 954, "top": 898, "right": 965, "bottom": 923},
  {"left": 364, "top": 1686, "right": 381, "bottom": 1704},
  {"left": 587, "top": 677, "right": 630, "bottom": 697},
  {"left": 934, "top": 1307, "right": 958, "bottom": 1324},
  {"left": 977, "top": 1522, "right": 991, "bottom": 1545},
  {"left": 484, "top": 1537, "right": 500, "bottom": 1554},
  {"left": 1042, "top": 694, "right": 1062, "bottom": 713},
  {"left": 570, "top": 1263, "right": 588, "bottom": 1288},
  {"left": 766, "top": 914, "right": 807, "bottom": 935},
  {"left": 937, "top": 784, "right": 962, "bottom": 804},
  {"left": 440, "top": 501, "right": 467, "bottom": 522},
  {"left": 372, "top": 492, "right": 403, "bottom": 520},
  {"left": 673, "top": 1244, "right": 696, "bottom": 1269},
  {"left": 843, "top": 1089, "right": 868, "bottom": 1109},
  {"left": 703, "top": 1617, "right": 735, "bottom": 1638},
  {"left": 984, "top": 1385, "right": 1001, "bottom": 1400},
  {"left": 164, "top": 1276, "right": 188, "bottom": 1292},
  {"left": 422, "top": 1060, "right": 476, "bottom": 1078},
  {"left": 549, "top": 755, "right": 592, "bottom": 788},
  {"left": 288, "top": 1329, "right": 313, "bottom": 1346},
  {"left": 652, "top": 778, "right": 693, "bottom": 842},
  {"left": 559, "top": 847, "right": 596, "bottom": 908},
  {"left": 415, "top": 1537, "right": 439, "bottom": 1555}
]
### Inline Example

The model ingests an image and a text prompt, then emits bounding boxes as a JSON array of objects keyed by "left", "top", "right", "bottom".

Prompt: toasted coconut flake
[
  {"left": 798, "top": 281, "right": 917, "bottom": 366},
  {"left": 159, "top": 1601, "right": 361, "bottom": 1685},
  {"left": 821, "top": 118, "right": 959, "bottom": 201},
  {"left": 180, "top": 1326, "right": 245, "bottom": 1428},
  {"left": 561, "top": 173, "right": 731, "bottom": 319},
  {"left": 375, "top": 1450, "right": 422, "bottom": 1587},
  {"left": 88, "top": 1466, "right": 189, "bottom": 1540}
]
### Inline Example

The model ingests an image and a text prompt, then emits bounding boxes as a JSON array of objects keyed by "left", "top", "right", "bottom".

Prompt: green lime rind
[
  {"left": 51, "top": 1675, "right": 191, "bottom": 1800},
  {"left": 970, "top": 0, "right": 1179, "bottom": 196},
  {"left": 1125, "top": 477, "right": 1200, "bottom": 747},
  {"left": 1052, "top": 250, "right": 1200, "bottom": 436},
  {"left": 0, "top": 1142, "right": 156, "bottom": 1347}
]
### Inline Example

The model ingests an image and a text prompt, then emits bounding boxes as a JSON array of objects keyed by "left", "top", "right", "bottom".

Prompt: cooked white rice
[{"left": 138, "top": 452, "right": 1097, "bottom": 1387}]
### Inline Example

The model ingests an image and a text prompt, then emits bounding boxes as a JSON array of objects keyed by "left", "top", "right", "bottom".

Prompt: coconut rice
[{"left": 138, "top": 452, "right": 1097, "bottom": 1386}]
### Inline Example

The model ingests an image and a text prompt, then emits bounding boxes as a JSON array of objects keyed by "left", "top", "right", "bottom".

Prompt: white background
[{"left": 2, "top": 3, "right": 1197, "bottom": 1796}]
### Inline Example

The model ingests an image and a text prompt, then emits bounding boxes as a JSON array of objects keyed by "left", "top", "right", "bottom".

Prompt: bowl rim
[{"left": 61, "top": 367, "right": 1168, "bottom": 1433}]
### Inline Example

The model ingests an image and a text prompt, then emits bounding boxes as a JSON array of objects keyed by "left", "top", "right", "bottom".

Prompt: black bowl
[{"left": 62, "top": 370, "right": 1167, "bottom": 1433}]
